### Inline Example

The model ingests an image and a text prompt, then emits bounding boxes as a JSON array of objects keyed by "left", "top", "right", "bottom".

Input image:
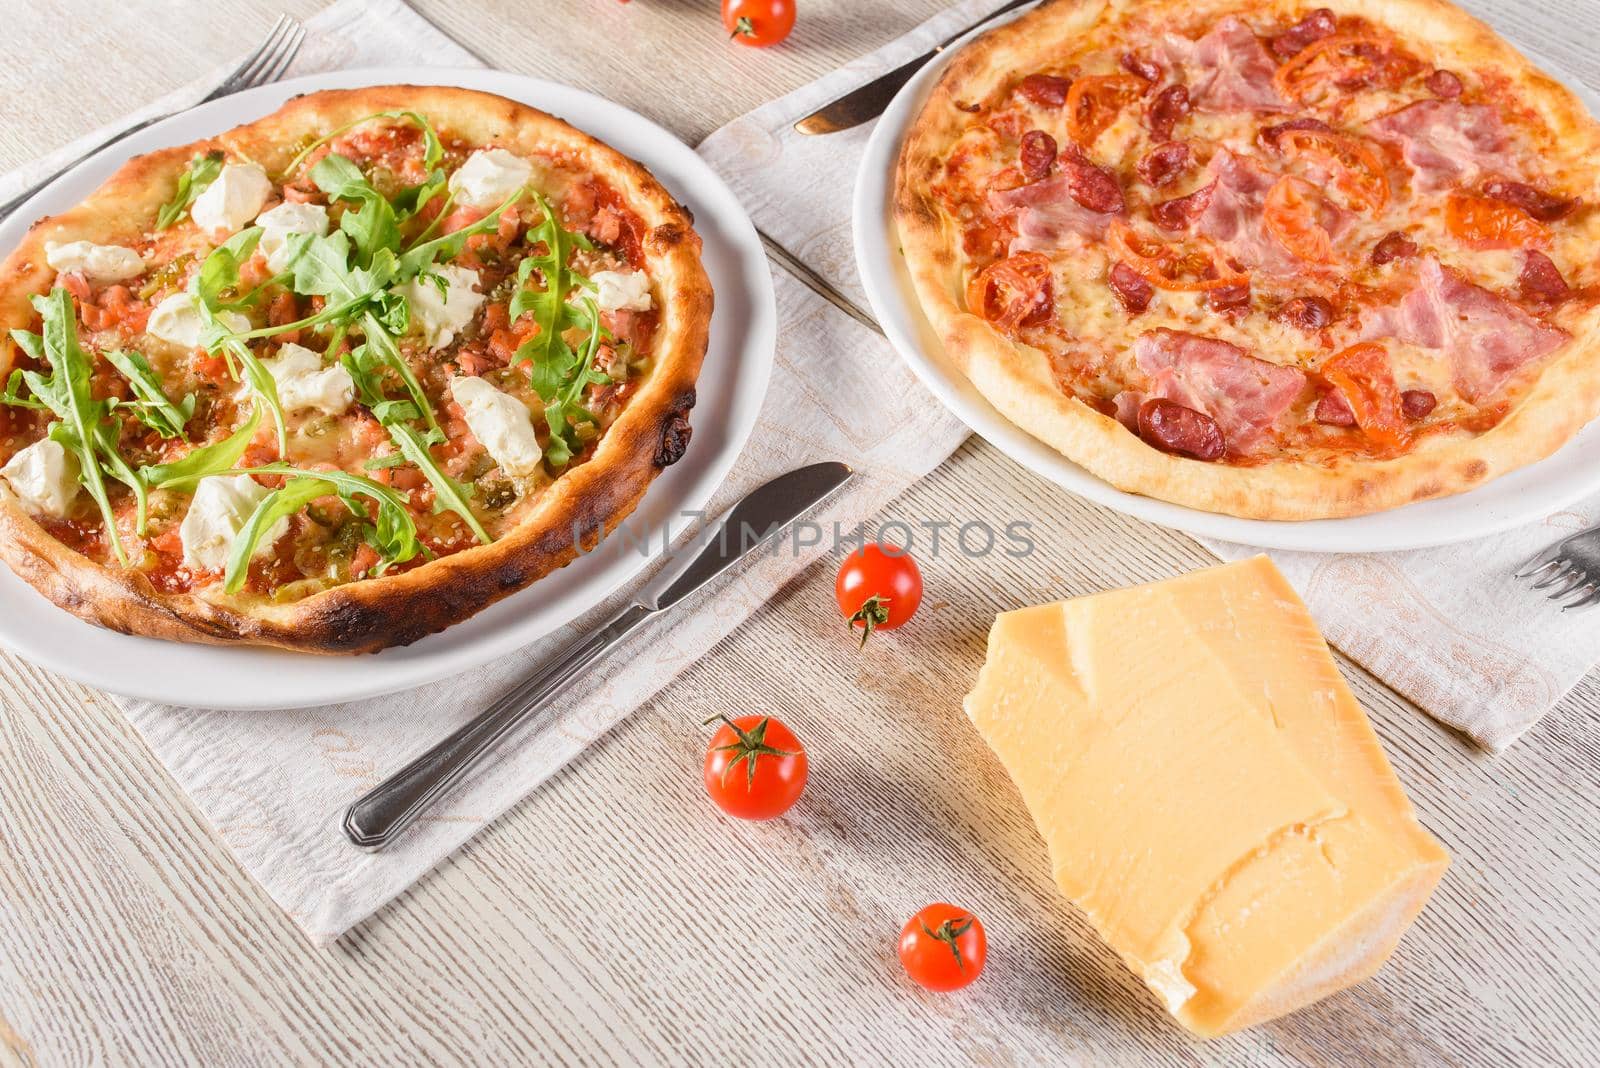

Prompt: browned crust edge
[
  {"left": 0, "top": 85, "right": 714, "bottom": 653},
  {"left": 892, "top": 0, "right": 1600, "bottom": 520}
]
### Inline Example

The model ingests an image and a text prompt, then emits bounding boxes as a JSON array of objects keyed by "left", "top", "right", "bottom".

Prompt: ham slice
[
  {"left": 989, "top": 176, "right": 1117, "bottom": 252},
  {"left": 1365, "top": 101, "right": 1512, "bottom": 192},
  {"left": 1359, "top": 259, "right": 1568, "bottom": 402},
  {"left": 1131, "top": 328, "right": 1307, "bottom": 452},
  {"left": 1163, "top": 17, "right": 1289, "bottom": 113},
  {"left": 1195, "top": 151, "right": 1348, "bottom": 276}
]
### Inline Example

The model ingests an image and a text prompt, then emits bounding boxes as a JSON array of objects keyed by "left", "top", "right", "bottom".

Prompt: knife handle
[{"left": 342, "top": 603, "right": 655, "bottom": 851}]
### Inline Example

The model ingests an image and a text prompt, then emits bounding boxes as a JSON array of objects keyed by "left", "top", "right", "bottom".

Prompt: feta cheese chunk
[
  {"left": 397, "top": 264, "right": 485, "bottom": 350},
  {"left": 254, "top": 202, "right": 330, "bottom": 273},
  {"left": 261, "top": 342, "right": 354, "bottom": 416},
  {"left": 1, "top": 438, "right": 80, "bottom": 519},
  {"left": 190, "top": 162, "right": 272, "bottom": 236},
  {"left": 590, "top": 269, "right": 654, "bottom": 313},
  {"left": 179, "top": 474, "right": 289, "bottom": 572},
  {"left": 446, "top": 148, "right": 532, "bottom": 210},
  {"left": 450, "top": 376, "right": 542, "bottom": 477},
  {"left": 147, "top": 293, "right": 250, "bottom": 349},
  {"left": 44, "top": 240, "right": 145, "bottom": 284}
]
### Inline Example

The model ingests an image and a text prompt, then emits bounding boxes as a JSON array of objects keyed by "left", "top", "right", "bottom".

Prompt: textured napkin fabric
[
  {"left": 6, "top": 0, "right": 966, "bottom": 944},
  {"left": 697, "top": 0, "right": 1600, "bottom": 751},
  {"left": 6, "top": 0, "right": 1589, "bottom": 943}
]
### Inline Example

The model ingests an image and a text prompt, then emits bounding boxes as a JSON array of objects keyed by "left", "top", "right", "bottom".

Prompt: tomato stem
[
  {"left": 848, "top": 594, "right": 892, "bottom": 649},
  {"left": 730, "top": 15, "right": 755, "bottom": 39},
  {"left": 703, "top": 714, "right": 800, "bottom": 789},
  {"left": 923, "top": 916, "right": 976, "bottom": 972}
]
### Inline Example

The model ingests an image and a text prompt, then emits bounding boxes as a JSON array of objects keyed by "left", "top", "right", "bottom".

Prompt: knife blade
[
  {"left": 342, "top": 461, "right": 854, "bottom": 850},
  {"left": 793, "top": 0, "right": 1035, "bottom": 135}
]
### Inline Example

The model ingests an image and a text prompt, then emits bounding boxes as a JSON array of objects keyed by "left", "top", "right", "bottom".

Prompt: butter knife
[
  {"left": 342, "top": 461, "right": 854, "bottom": 851},
  {"left": 793, "top": 0, "right": 1034, "bottom": 135}
]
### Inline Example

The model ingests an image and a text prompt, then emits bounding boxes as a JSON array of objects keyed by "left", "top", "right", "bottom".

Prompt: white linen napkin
[
  {"left": 0, "top": 0, "right": 965, "bottom": 944},
  {"left": 697, "top": 0, "right": 1600, "bottom": 751}
]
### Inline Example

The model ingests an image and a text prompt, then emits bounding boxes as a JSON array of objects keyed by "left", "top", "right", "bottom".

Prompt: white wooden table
[{"left": 2, "top": 1, "right": 1598, "bottom": 1064}]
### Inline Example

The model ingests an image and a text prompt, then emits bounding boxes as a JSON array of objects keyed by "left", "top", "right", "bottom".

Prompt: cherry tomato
[
  {"left": 898, "top": 904, "right": 987, "bottom": 992},
  {"left": 835, "top": 544, "right": 923, "bottom": 648},
  {"left": 703, "top": 714, "right": 808, "bottom": 820},
  {"left": 722, "top": 0, "right": 796, "bottom": 47}
]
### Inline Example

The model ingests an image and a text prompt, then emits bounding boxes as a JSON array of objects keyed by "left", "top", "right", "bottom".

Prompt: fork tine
[
  {"left": 229, "top": 15, "right": 290, "bottom": 84},
  {"left": 1531, "top": 560, "right": 1575, "bottom": 590},
  {"left": 257, "top": 23, "right": 306, "bottom": 85},
  {"left": 1516, "top": 557, "right": 1562, "bottom": 582},
  {"left": 1515, "top": 543, "right": 1564, "bottom": 578},
  {"left": 1564, "top": 586, "right": 1600, "bottom": 611},
  {"left": 222, "top": 15, "right": 293, "bottom": 93},
  {"left": 1546, "top": 569, "right": 1588, "bottom": 600}
]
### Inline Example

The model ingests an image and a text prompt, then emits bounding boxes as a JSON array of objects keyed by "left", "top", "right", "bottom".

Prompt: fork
[
  {"left": 1514, "top": 525, "right": 1600, "bottom": 610},
  {"left": 0, "top": 14, "right": 305, "bottom": 223}
]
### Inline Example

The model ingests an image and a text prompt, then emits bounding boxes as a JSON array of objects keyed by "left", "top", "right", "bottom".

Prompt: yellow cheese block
[{"left": 964, "top": 555, "right": 1449, "bottom": 1038}]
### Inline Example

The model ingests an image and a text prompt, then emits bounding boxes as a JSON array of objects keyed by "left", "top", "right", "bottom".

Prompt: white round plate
[
  {"left": 854, "top": 6, "right": 1600, "bottom": 553},
  {"left": 0, "top": 67, "right": 775, "bottom": 709}
]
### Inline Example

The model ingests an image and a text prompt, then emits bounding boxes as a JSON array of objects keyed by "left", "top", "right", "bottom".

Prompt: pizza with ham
[
  {"left": 0, "top": 85, "right": 711, "bottom": 652},
  {"left": 895, "top": 0, "right": 1600, "bottom": 518}
]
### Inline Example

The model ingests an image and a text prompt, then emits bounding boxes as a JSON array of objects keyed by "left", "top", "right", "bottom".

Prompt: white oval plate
[
  {"left": 854, "top": 6, "right": 1600, "bottom": 552},
  {"left": 0, "top": 67, "right": 775, "bottom": 709}
]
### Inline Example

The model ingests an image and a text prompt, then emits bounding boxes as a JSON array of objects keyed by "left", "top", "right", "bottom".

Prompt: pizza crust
[
  {"left": 894, "top": 0, "right": 1600, "bottom": 519},
  {"left": 0, "top": 85, "right": 713, "bottom": 653}
]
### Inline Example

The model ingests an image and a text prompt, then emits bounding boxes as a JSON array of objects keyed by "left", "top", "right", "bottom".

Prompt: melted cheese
[
  {"left": 147, "top": 293, "right": 250, "bottom": 350},
  {"left": 190, "top": 163, "right": 271, "bottom": 236},
  {"left": 254, "top": 202, "right": 330, "bottom": 273},
  {"left": 397, "top": 264, "right": 484, "bottom": 350},
  {"left": 179, "top": 474, "right": 287, "bottom": 572},
  {"left": 1, "top": 438, "right": 80, "bottom": 518},
  {"left": 450, "top": 375, "right": 542, "bottom": 477},
  {"left": 44, "top": 240, "right": 144, "bottom": 283},
  {"left": 447, "top": 148, "right": 533, "bottom": 209},
  {"left": 260, "top": 342, "right": 354, "bottom": 416},
  {"left": 964, "top": 557, "right": 1449, "bottom": 1038}
]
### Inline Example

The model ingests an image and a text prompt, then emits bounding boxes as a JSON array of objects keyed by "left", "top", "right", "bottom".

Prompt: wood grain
[{"left": 0, "top": 0, "right": 1598, "bottom": 1065}]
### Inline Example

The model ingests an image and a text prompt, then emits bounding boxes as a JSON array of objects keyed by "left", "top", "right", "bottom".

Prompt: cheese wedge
[{"left": 964, "top": 555, "right": 1448, "bottom": 1038}]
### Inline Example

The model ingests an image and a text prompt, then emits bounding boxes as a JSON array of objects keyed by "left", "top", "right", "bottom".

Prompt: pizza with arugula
[
  {"left": 895, "top": 0, "right": 1600, "bottom": 518},
  {"left": 0, "top": 86, "right": 711, "bottom": 652}
]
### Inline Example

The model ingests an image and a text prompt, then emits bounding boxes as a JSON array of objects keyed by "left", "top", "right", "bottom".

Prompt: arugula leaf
[
  {"left": 281, "top": 110, "right": 449, "bottom": 241},
  {"left": 396, "top": 189, "right": 518, "bottom": 277},
  {"left": 310, "top": 154, "right": 402, "bottom": 266},
  {"left": 2, "top": 369, "right": 48, "bottom": 410},
  {"left": 5, "top": 290, "right": 137, "bottom": 562},
  {"left": 155, "top": 150, "right": 224, "bottom": 230},
  {"left": 539, "top": 295, "right": 610, "bottom": 468},
  {"left": 282, "top": 110, "right": 444, "bottom": 182},
  {"left": 341, "top": 345, "right": 490, "bottom": 544},
  {"left": 266, "top": 229, "right": 438, "bottom": 436},
  {"left": 139, "top": 406, "right": 262, "bottom": 488},
  {"left": 190, "top": 228, "right": 288, "bottom": 453},
  {"left": 225, "top": 464, "right": 423, "bottom": 590},
  {"left": 223, "top": 477, "right": 329, "bottom": 594},
  {"left": 105, "top": 349, "right": 194, "bottom": 439},
  {"left": 507, "top": 195, "right": 611, "bottom": 469}
]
